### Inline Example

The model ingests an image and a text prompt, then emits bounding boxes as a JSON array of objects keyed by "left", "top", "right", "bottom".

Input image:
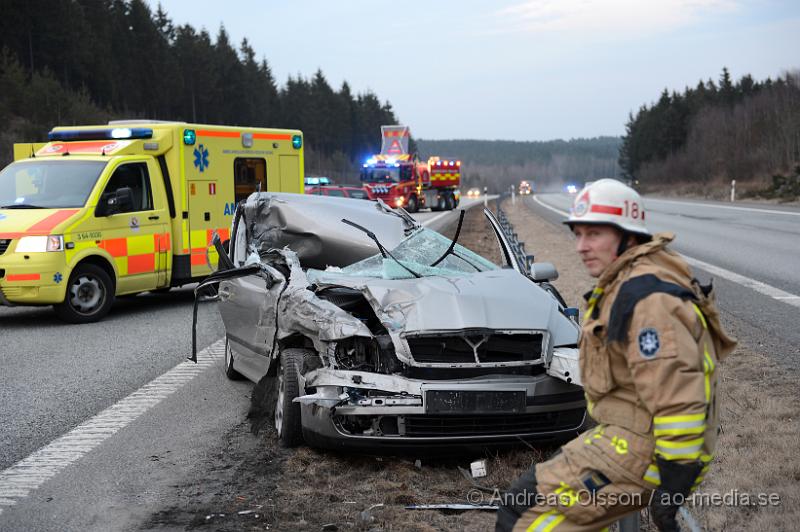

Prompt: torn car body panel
[{"left": 216, "top": 192, "right": 586, "bottom": 448}]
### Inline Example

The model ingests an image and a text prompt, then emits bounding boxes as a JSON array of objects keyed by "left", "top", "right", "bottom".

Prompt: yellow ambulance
[{"left": 0, "top": 121, "right": 304, "bottom": 322}]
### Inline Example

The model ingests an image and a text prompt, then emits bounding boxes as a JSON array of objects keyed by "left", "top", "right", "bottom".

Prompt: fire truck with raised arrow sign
[{"left": 359, "top": 125, "right": 460, "bottom": 212}]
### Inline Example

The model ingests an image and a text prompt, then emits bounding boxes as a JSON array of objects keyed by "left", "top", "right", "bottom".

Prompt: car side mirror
[
  {"left": 98, "top": 187, "right": 134, "bottom": 216},
  {"left": 530, "top": 261, "right": 559, "bottom": 282}
]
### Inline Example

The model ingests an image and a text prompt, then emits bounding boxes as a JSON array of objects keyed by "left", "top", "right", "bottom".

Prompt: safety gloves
[{"left": 649, "top": 457, "right": 703, "bottom": 531}]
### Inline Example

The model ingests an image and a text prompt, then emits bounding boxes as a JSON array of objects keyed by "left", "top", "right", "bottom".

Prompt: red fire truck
[{"left": 359, "top": 126, "right": 460, "bottom": 212}]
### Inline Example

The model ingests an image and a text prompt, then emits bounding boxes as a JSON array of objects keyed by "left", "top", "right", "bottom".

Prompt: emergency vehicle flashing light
[
  {"left": 183, "top": 129, "right": 196, "bottom": 145},
  {"left": 292, "top": 134, "right": 303, "bottom": 149},
  {"left": 48, "top": 128, "right": 154, "bottom": 142}
]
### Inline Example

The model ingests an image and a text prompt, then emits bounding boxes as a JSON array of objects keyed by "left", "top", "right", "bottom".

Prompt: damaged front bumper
[{"left": 294, "top": 368, "right": 586, "bottom": 449}]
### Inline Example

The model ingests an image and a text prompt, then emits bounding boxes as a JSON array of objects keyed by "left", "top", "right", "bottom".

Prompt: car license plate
[{"left": 425, "top": 390, "right": 526, "bottom": 414}]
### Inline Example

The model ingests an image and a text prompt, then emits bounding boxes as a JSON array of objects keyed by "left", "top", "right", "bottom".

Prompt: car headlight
[{"left": 15, "top": 235, "right": 64, "bottom": 253}]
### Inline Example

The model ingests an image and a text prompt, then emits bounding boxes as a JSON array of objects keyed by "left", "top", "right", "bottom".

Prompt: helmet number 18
[{"left": 624, "top": 200, "right": 641, "bottom": 219}]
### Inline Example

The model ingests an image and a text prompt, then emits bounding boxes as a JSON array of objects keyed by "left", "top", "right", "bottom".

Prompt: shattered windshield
[{"left": 312, "top": 227, "right": 498, "bottom": 280}]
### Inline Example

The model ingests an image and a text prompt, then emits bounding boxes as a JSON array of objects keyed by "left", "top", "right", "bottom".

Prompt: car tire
[
  {"left": 53, "top": 263, "right": 115, "bottom": 323},
  {"left": 406, "top": 195, "right": 419, "bottom": 213},
  {"left": 275, "top": 348, "right": 309, "bottom": 447},
  {"left": 224, "top": 340, "right": 245, "bottom": 380}
]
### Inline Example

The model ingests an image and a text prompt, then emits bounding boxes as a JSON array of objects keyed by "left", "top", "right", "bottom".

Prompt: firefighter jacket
[{"left": 579, "top": 232, "right": 737, "bottom": 488}]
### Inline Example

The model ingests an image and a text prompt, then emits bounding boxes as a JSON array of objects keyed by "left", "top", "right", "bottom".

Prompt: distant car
[
  {"left": 306, "top": 185, "right": 375, "bottom": 200},
  {"left": 466, "top": 187, "right": 481, "bottom": 198},
  {"left": 208, "top": 192, "right": 586, "bottom": 450},
  {"left": 566, "top": 184, "right": 578, "bottom": 194}
]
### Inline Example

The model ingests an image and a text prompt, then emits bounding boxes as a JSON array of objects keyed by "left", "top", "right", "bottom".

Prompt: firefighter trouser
[{"left": 497, "top": 425, "right": 657, "bottom": 532}]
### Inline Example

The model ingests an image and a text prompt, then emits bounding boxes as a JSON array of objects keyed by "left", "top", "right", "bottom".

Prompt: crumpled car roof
[{"left": 238, "top": 192, "right": 418, "bottom": 270}]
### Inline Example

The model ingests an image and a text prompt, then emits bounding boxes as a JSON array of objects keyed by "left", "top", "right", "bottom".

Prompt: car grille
[
  {"left": 0, "top": 239, "right": 10, "bottom": 255},
  {"left": 403, "top": 408, "right": 585, "bottom": 437},
  {"left": 406, "top": 332, "right": 545, "bottom": 364}
]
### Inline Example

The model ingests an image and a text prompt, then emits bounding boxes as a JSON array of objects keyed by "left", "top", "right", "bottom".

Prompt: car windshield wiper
[
  {"left": 1, "top": 204, "right": 46, "bottom": 209},
  {"left": 341, "top": 218, "right": 421, "bottom": 278},
  {"left": 429, "top": 210, "right": 481, "bottom": 271}
]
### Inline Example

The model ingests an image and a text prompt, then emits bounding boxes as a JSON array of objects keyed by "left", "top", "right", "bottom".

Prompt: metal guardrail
[{"left": 495, "top": 200, "right": 531, "bottom": 275}]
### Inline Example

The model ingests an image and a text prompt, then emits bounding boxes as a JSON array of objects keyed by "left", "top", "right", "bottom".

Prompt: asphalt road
[
  {"left": 0, "top": 200, "right": 474, "bottom": 530},
  {"left": 528, "top": 193, "right": 800, "bottom": 370}
]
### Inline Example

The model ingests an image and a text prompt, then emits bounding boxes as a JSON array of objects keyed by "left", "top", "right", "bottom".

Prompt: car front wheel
[
  {"left": 53, "top": 263, "right": 115, "bottom": 323},
  {"left": 275, "top": 348, "right": 310, "bottom": 447}
]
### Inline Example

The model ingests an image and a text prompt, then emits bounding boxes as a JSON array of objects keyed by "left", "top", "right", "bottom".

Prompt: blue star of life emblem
[
  {"left": 638, "top": 328, "right": 660, "bottom": 358},
  {"left": 193, "top": 144, "right": 209, "bottom": 172},
  {"left": 53, "top": 272, "right": 63, "bottom": 284}
]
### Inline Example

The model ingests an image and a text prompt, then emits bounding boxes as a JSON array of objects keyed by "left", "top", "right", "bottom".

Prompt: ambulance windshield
[{"left": 0, "top": 160, "right": 107, "bottom": 209}]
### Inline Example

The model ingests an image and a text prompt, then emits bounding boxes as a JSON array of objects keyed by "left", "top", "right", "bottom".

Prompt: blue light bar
[{"left": 48, "top": 128, "right": 153, "bottom": 142}]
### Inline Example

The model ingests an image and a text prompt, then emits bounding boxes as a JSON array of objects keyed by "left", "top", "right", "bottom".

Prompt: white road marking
[
  {"left": 646, "top": 198, "right": 800, "bottom": 217},
  {"left": 418, "top": 196, "right": 498, "bottom": 227},
  {"left": 422, "top": 211, "right": 450, "bottom": 227},
  {"left": 532, "top": 195, "right": 800, "bottom": 309},
  {"left": 533, "top": 194, "right": 572, "bottom": 218},
  {"left": 0, "top": 339, "right": 224, "bottom": 515},
  {"left": 681, "top": 256, "right": 800, "bottom": 309}
]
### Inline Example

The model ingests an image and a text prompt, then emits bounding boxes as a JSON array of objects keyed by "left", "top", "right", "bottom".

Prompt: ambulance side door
[{"left": 93, "top": 159, "right": 170, "bottom": 294}]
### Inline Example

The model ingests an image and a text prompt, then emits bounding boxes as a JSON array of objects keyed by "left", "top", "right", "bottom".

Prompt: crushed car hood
[{"left": 308, "top": 268, "right": 579, "bottom": 346}]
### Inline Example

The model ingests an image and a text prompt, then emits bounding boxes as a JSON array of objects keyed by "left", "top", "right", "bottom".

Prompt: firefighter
[{"left": 496, "top": 179, "right": 736, "bottom": 532}]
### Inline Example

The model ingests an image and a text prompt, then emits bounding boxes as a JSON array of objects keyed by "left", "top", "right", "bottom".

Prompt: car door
[
  {"left": 93, "top": 159, "right": 170, "bottom": 294},
  {"left": 216, "top": 211, "right": 286, "bottom": 381}
]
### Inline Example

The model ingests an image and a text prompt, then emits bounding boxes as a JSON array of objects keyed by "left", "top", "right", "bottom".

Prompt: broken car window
[{"left": 309, "top": 227, "right": 498, "bottom": 280}]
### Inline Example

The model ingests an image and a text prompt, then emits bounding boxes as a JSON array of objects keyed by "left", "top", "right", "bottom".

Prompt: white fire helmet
[{"left": 563, "top": 179, "right": 650, "bottom": 236}]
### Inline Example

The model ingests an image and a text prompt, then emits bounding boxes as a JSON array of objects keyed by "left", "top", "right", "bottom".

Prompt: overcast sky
[{"left": 146, "top": 0, "right": 799, "bottom": 141}]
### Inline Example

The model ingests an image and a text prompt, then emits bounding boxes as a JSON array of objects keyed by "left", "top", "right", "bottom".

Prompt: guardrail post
[{"left": 730, "top": 179, "right": 736, "bottom": 202}]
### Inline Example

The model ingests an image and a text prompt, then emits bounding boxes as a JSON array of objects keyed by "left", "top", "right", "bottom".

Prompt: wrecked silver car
[{"left": 204, "top": 192, "right": 586, "bottom": 449}]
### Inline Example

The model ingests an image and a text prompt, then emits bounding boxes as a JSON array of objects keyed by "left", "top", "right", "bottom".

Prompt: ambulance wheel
[
  {"left": 54, "top": 264, "right": 115, "bottom": 323},
  {"left": 437, "top": 195, "right": 447, "bottom": 211},
  {"left": 406, "top": 195, "right": 419, "bottom": 213},
  {"left": 445, "top": 193, "right": 456, "bottom": 210},
  {"left": 275, "top": 348, "right": 308, "bottom": 447},
  {"left": 224, "top": 340, "right": 245, "bottom": 380}
]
